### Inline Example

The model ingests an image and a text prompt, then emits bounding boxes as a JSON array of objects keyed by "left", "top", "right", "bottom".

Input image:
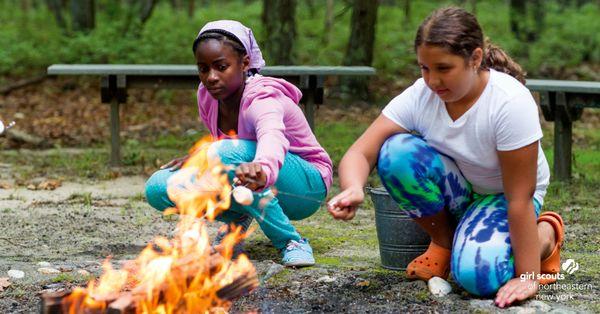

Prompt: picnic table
[
  {"left": 47, "top": 64, "right": 375, "bottom": 166},
  {"left": 526, "top": 79, "right": 600, "bottom": 181}
]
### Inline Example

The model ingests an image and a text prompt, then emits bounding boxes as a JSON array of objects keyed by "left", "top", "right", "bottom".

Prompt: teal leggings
[{"left": 145, "top": 139, "right": 327, "bottom": 250}]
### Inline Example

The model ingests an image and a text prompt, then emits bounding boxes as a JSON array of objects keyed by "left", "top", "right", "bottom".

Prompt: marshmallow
[
  {"left": 232, "top": 186, "right": 254, "bottom": 205},
  {"left": 0, "top": 120, "right": 4, "bottom": 134}
]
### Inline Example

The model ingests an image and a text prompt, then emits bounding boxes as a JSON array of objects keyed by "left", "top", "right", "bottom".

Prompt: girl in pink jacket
[{"left": 145, "top": 20, "right": 332, "bottom": 267}]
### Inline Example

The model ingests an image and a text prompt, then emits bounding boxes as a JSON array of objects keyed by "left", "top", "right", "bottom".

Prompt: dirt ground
[
  {"left": 0, "top": 78, "right": 597, "bottom": 312},
  {"left": 0, "top": 168, "right": 592, "bottom": 313}
]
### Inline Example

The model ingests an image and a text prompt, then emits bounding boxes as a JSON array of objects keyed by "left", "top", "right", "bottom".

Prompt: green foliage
[
  {"left": 0, "top": 1, "right": 598, "bottom": 80},
  {"left": 528, "top": 3, "right": 600, "bottom": 75}
]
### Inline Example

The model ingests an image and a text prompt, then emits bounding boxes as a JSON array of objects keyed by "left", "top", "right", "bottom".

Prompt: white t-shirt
[{"left": 382, "top": 69, "right": 550, "bottom": 205}]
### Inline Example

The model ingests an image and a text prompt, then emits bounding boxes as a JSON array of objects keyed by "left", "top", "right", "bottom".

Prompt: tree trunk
[
  {"left": 121, "top": 0, "right": 157, "bottom": 35},
  {"left": 509, "top": 0, "right": 529, "bottom": 42},
  {"left": 403, "top": 0, "right": 410, "bottom": 26},
  {"left": 170, "top": 0, "right": 182, "bottom": 10},
  {"left": 139, "top": 0, "right": 157, "bottom": 24},
  {"left": 510, "top": 0, "right": 544, "bottom": 43},
  {"left": 45, "top": 0, "right": 67, "bottom": 30},
  {"left": 341, "top": 0, "right": 379, "bottom": 99},
  {"left": 262, "top": 0, "right": 297, "bottom": 65},
  {"left": 71, "top": 0, "right": 95, "bottom": 33},
  {"left": 323, "top": 0, "right": 334, "bottom": 44},
  {"left": 187, "top": 0, "right": 195, "bottom": 18}
]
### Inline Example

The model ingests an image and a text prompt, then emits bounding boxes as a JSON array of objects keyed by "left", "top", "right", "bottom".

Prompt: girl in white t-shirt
[{"left": 328, "top": 7, "right": 564, "bottom": 308}]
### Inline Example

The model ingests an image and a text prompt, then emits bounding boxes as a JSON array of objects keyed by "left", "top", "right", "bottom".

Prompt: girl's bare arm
[{"left": 328, "top": 114, "right": 407, "bottom": 220}]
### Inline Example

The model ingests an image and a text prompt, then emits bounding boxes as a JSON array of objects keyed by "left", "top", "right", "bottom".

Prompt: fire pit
[{"left": 39, "top": 138, "right": 259, "bottom": 313}]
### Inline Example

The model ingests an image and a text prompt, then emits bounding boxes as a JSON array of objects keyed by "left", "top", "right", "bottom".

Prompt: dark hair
[
  {"left": 192, "top": 30, "right": 247, "bottom": 57},
  {"left": 192, "top": 30, "right": 259, "bottom": 75},
  {"left": 415, "top": 7, "right": 526, "bottom": 84}
]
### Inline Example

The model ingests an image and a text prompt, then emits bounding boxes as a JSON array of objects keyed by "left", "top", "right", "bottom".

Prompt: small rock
[
  {"left": 58, "top": 265, "right": 74, "bottom": 272},
  {"left": 316, "top": 275, "right": 336, "bottom": 283},
  {"left": 77, "top": 269, "right": 90, "bottom": 276},
  {"left": 526, "top": 300, "right": 551, "bottom": 312},
  {"left": 42, "top": 283, "right": 66, "bottom": 290},
  {"left": 38, "top": 267, "right": 61, "bottom": 274},
  {"left": 7, "top": 270, "right": 24, "bottom": 279},
  {"left": 185, "top": 129, "right": 198, "bottom": 136},
  {"left": 509, "top": 306, "right": 535, "bottom": 314},
  {"left": 261, "top": 263, "right": 285, "bottom": 283},
  {"left": 469, "top": 299, "right": 495, "bottom": 310},
  {"left": 548, "top": 308, "right": 577, "bottom": 314},
  {"left": 37, "top": 261, "right": 52, "bottom": 267},
  {"left": 427, "top": 276, "right": 452, "bottom": 297}
]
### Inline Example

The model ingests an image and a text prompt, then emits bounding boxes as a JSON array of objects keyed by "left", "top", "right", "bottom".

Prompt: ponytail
[{"left": 482, "top": 39, "right": 526, "bottom": 84}]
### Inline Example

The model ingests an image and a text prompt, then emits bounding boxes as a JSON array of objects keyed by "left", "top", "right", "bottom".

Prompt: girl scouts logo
[{"left": 561, "top": 259, "right": 580, "bottom": 275}]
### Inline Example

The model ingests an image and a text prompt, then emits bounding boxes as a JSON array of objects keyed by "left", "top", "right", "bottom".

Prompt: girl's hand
[
  {"left": 160, "top": 155, "right": 190, "bottom": 171},
  {"left": 327, "top": 186, "right": 365, "bottom": 221},
  {"left": 495, "top": 278, "right": 538, "bottom": 308},
  {"left": 234, "top": 162, "right": 267, "bottom": 191}
]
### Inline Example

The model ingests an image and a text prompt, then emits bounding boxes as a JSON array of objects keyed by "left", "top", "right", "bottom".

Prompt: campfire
[{"left": 40, "top": 138, "right": 259, "bottom": 313}]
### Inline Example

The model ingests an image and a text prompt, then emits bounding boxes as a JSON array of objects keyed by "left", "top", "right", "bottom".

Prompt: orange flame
[{"left": 64, "top": 136, "right": 257, "bottom": 313}]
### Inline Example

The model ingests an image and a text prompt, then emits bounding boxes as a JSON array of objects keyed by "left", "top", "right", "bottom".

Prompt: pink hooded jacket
[{"left": 197, "top": 75, "right": 333, "bottom": 191}]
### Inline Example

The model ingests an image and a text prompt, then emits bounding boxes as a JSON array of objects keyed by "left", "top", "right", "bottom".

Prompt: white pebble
[
  {"left": 37, "top": 267, "right": 61, "bottom": 274},
  {"left": 77, "top": 269, "right": 90, "bottom": 276},
  {"left": 316, "top": 275, "right": 336, "bottom": 283},
  {"left": 427, "top": 276, "right": 452, "bottom": 297},
  {"left": 232, "top": 186, "right": 254, "bottom": 206},
  {"left": 7, "top": 269, "right": 24, "bottom": 279},
  {"left": 37, "top": 261, "right": 52, "bottom": 267}
]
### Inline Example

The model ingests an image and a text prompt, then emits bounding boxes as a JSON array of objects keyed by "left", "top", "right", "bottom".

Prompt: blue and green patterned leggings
[{"left": 378, "top": 133, "right": 541, "bottom": 296}]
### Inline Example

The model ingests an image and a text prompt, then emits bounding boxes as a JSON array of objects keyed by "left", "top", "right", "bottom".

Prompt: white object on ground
[
  {"left": 7, "top": 269, "right": 24, "bottom": 279},
  {"left": 0, "top": 120, "right": 15, "bottom": 135},
  {"left": 232, "top": 186, "right": 254, "bottom": 206},
  {"left": 316, "top": 275, "right": 336, "bottom": 283},
  {"left": 37, "top": 267, "right": 61, "bottom": 274},
  {"left": 77, "top": 269, "right": 90, "bottom": 276},
  {"left": 428, "top": 276, "right": 452, "bottom": 297},
  {"left": 37, "top": 261, "right": 52, "bottom": 267}
]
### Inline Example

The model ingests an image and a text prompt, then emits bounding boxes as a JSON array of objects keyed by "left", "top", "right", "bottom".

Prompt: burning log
[
  {"left": 40, "top": 290, "right": 70, "bottom": 314},
  {"left": 216, "top": 273, "right": 259, "bottom": 301},
  {"left": 39, "top": 253, "right": 258, "bottom": 313},
  {"left": 40, "top": 276, "right": 257, "bottom": 314}
]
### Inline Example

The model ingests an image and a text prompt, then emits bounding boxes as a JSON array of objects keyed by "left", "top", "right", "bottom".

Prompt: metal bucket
[{"left": 367, "top": 187, "right": 430, "bottom": 270}]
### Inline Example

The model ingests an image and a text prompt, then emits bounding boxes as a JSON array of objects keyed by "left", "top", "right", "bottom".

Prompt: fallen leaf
[
  {"left": 0, "top": 182, "right": 12, "bottom": 189},
  {"left": 0, "top": 277, "right": 11, "bottom": 292},
  {"left": 356, "top": 280, "right": 370, "bottom": 287},
  {"left": 38, "top": 179, "right": 61, "bottom": 190}
]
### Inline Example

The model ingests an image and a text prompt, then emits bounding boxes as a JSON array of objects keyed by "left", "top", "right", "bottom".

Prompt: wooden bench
[
  {"left": 526, "top": 79, "right": 600, "bottom": 181},
  {"left": 47, "top": 64, "right": 375, "bottom": 166}
]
